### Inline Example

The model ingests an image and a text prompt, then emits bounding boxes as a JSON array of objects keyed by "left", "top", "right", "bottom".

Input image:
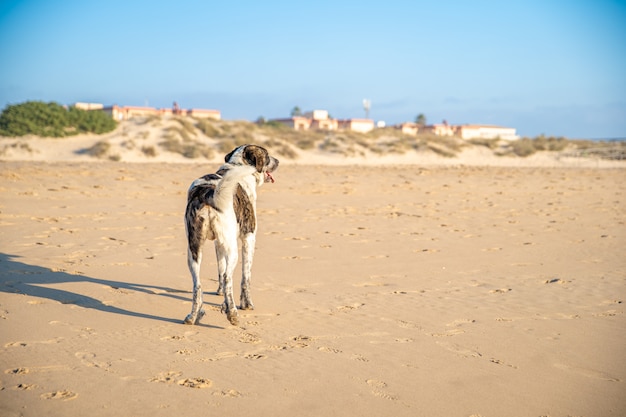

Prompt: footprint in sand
[
  {"left": 489, "top": 288, "right": 512, "bottom": 294},
  {"left": 447, "top": 318, "right": 476, "bottom": 327},
  {"left": 238, "top": 331, "right": 261, "bottom": 344},
  {"left": 544, "top": 278, "right": 567, "bottom": 284},
  {"left": 6, "top": 367, "right": 29, "bottom": 375},
  {"left": 40, "top": 390, "right": 78, "bottom": 401},
  {"left": 366, "top": 379, "right": 398, "bottom": 401},
  {"left": 335, "top": 303, "right": 365, "bottom": 312},
  {"left": 396, "top": 319, "right": 424, "bottom": 331},
  {"left": 431, "top": 319, "right": 476, "bottom": 337},
  {"left": 177, "top": 378, "right": 212, "bottom": 389},
  {"left": 149, "top": 371, "right": 182, "bottom": 384},
  {"left": 212, "top": 389, "right": 242, "bottom": 397},
  {"left": 244, "top": 353, "right": 267, "bottom": 360},
  {"left": 593, "top": 310, "right": 621, "bottom": 318},
  {"left": 15, "top": 383, "right": 37, "bottom": 390},
  {"left": 437, "top": 341, "right": 482, "bottom": 358},
  {"left": 276, "top": 335, "right": 314, "bottom": 349},
  {"left": 75, "top": 352, "right": 110, "bottom": 370},
  {"left": 366, "top": 379, "right": 387, "bottom": 389},
  {"left": 318, "top": 346, "right": 342, "bottom": 354},
  {"left": 489, "top": 358, "right": 519, "bottom": 369}
]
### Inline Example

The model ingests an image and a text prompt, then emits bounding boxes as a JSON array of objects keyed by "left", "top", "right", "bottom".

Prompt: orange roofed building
[
  {"left": 270, "top": 109, "right": 373, "bottom": 133},
  {"left": 395, "top": 121, "right": 518, "bottom": 140},
  {"left": 83, "top": 104, "right": 221, "bottom": 121}
]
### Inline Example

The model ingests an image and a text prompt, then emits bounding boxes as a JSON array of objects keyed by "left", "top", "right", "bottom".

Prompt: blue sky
[{"left": 1, "top": 0, "right": 624, "bottom": 139}]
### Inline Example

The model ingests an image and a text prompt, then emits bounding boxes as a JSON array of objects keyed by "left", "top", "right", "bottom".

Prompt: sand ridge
[{"left": 1, "top": 117, "right": 625, "bottom": 168}]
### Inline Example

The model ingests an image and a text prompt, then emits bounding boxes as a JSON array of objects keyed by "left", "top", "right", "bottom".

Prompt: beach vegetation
[
  {"left": 195, "top": 118, "right": 220, "bottom": 137},
  {"left": 81, "top": 140, "right": 111, "bottom": 158},
  {"left": 174, "top": 117, "right": 197, "bottom": 138},
  {"left": 468, "top": 137, "right": 500, "bottom": 149},
  {"left": 0, "top": 101, "right": 117, "bottom": 137},
  {"left": 0, "top": 141, "right": 35, "bottom": 156},
  {"left": 159, "top": 136, "right": 214, "bottom": 159},
  {"left": 141, "top": 145, "right": 158, "bottom": 157}
]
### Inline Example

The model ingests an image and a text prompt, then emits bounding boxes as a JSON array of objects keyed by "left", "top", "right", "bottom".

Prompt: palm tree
[
  {"left": 291, "top": 106, "right": 302, "bottom": 117},
  {"left": 415, "top": 113, "right": 426, "bottom": 127}
]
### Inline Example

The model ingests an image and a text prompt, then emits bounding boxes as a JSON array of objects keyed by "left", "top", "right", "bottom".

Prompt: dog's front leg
[
  {"left": 240, "top": 233, "right": 255, "bottom": 310},
  {"left": 184, "top": 249, "right": 205, "bottom": 325}
]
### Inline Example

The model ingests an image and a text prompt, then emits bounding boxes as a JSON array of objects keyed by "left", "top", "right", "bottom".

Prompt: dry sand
[{"left": 1, "top": 156, "right": 625, "bottom": 416}]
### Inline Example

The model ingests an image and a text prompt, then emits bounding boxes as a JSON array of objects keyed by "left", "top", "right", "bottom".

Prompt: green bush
[{"left": 0, "top": 101, "right": 117, "bottom": 137}]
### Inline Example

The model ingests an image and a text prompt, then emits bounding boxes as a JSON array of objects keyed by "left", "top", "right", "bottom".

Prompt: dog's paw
[
  {"left": 240, "top": 288, "right": 254, "bottom": 310},
  {"left": 183, "top": 309, "right": 205, "bottom": 325},
  {"left": 226, "top": 309, "right": 239, "bottom": 326}
]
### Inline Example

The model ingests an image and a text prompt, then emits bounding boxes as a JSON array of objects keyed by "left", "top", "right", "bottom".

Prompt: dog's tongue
[{"left": 265, "top": 171, "right": 275, "bottom": 183}]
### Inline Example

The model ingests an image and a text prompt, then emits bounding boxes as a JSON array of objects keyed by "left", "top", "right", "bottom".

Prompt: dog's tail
[{"left": 210, "top": 164, "right": 256, "bottom": 212}]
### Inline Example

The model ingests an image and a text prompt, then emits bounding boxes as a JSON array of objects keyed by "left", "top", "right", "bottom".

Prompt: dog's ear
[
  {"left": 224, "top": 147, "right": 237, "bottom": 163},
  {"left": 242, "top": 145, "right": 269, "bottom": 173}
]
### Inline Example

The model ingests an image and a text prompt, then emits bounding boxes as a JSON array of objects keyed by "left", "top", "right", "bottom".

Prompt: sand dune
[
  {"left": 0, "top": 157, "right": 625, "bottom": 416},
  {"left": 1, "top": 117, "right": 624, "bottom": 168}
]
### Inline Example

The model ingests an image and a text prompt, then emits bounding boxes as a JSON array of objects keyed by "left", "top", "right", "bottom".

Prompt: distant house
[
  {"left": 188, "top": 108, "right": 221, "bottom": 119},
  {"left": 338, "top": 118, "right": 375, "bottom": 133},
  {"left": 306, "top": 109, "right": 338, "bottom": 130},
  {"left": 73, "top": 102, "right": 104, "bottom": 110},
  {"left": 270, "top": 109, "right": 372, "bottom": 133},
  {"left": 304, "top": 110, "right": 329, "bottom": 120},
  {"left": 311, "top": 118, "right": 338, "bottom": 131},
  {"left": 395, "top": 120, "right": 518, "bottom": 140},
  {"left": 271, "top": 116, "right": 312, "bottom": 130},
  {"left": 456, "top": 124, "right": 518, "bottom": 140},
  {"left": 101, "top": 104, "right": 221, "bottom": 121},
  {"left": 424, "top": 123, "right": 456, "bottom": 137},
  {"left": 396, "top": 122, "right": 420, "bottom": 135},
  {"left": 104, "top": 105, "right": 157, "bottom": 121}
]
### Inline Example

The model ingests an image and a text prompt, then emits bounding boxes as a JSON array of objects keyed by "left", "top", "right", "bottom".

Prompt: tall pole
[{"left": 363, "top": 99, "right": 371, "bottom": 119}]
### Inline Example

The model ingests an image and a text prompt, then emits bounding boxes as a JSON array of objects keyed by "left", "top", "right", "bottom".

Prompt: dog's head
[{"left": 224, "top": 144, "right": 279, "bottom": 185}]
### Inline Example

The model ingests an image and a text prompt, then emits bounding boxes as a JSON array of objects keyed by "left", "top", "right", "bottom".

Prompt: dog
[{"left": 184, "top": 144, "right": 279, "bottom": 325}]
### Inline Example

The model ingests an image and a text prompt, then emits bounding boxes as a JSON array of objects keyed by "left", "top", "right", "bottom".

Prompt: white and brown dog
[{"left": 184, "top": 144, "right": 279, "bottom": 325}]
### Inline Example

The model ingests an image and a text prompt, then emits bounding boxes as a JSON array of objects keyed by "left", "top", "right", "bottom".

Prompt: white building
[{"left": 456, "top": 125, "right": 518, "bottom": 140}]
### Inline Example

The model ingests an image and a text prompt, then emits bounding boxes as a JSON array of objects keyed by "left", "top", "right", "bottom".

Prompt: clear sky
[{"left": 1, "top": 0, "right": 624, "bottom": 139}]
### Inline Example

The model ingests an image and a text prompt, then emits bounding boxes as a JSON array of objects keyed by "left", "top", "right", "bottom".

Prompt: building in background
[
  {"left": 338, "top": 118, "right": 375, "bottom": 133},
  {"left": 455, "top": 124, "right": 518, "bottom": 140},
  {"left": 73, "top": 103, "right": 221, "bottom": 121},
  {"left": 394, "top": 121, "right": 518, "bottom": 140},
  {"left": 270, "top": 109, "right": 373, "bottom": 133}
]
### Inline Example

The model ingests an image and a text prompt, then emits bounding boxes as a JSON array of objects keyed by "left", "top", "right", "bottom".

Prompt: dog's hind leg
[
  {"left": 215, "top": 241, "right": 226, "bottom": 296},
  {"left": 218, "top": 238, "right": 240, "bottom": 326},
  {"left": 184, "top": 248, "right": 206, "bottom": 325},
  {"left": 240, "top": 233, "right": 255, "bottom": 310}
]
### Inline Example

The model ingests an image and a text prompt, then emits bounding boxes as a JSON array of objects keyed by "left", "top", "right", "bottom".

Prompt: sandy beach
[{"left": 1, "top": 154, "right": 625, "bottom": 416}]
